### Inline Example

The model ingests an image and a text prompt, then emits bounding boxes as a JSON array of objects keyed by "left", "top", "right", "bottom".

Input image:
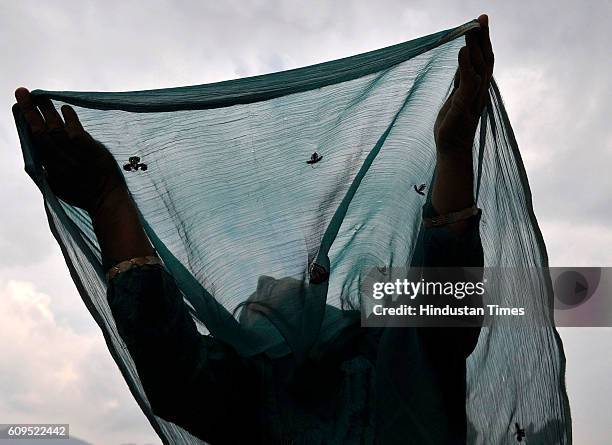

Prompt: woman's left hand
[{"left": 434, "top": 14, "right": 494, "bottom": 161}]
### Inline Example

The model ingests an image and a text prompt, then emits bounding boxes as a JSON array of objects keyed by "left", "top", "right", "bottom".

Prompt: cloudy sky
[{"left": 1, "top": 1, "right": 610, "bottom": 444}]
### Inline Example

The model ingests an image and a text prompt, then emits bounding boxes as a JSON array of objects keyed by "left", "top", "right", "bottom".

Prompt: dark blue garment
[{"left": 107, "top": 203, "right": 482, "bottom": 444}]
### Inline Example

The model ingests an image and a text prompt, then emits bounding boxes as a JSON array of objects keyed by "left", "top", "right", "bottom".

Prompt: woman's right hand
[
  {"left": 14, "top": 87, "right": 127, "bottom": 215},
  {"left": 15, "top": 87, "right": 155, "bottom": 266}
]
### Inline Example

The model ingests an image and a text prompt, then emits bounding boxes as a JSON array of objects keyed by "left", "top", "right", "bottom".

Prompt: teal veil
[{"left": 15, "top": 20, "right": 571, "bottom": 444}]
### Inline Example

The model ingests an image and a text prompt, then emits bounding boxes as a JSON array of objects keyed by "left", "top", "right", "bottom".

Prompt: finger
[
  {"left": 456, "top": 46, "right": 484, "bottom": 119},
  {"left": 436, "top": 75, "right": 457, "bottom": 132},
  {"left": 37, "top": 98, "right": 64, "bottom": 131},
  {"left": 61, "top": 105, "right": 85, "bottom": 137},
  {"left": 15, "top": 87, "right": 46, "bottom": 135},
  {"left": 465, "top": 30, "right": 486, "bottom": 79},
  {"left": 474, "top": 15, "right": 494, "bottom": 113},
  {"left": 457, "top": 46, "right": 481, "bottom": 98},
  {"left": 477, "top": 14, "right": 494, "bottom": 68},
  {"left": 466, "top": 30, "right": 489, "bottom": 114},
  {"left": 444, "top": 68, "right": 460, "bottom": 106},
  {"left": 443, "top": 68, "right": 460, "bottom": 106}
]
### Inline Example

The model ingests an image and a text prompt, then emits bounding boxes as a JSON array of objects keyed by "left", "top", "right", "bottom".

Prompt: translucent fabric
[{"left": 15, "top": 19, "right": 571, "bottom": 444}]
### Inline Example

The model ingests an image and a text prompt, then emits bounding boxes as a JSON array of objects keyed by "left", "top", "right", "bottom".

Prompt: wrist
[
  {"left": 436, "top": 144, "right": 473, "bottom": 166},
  {"left": 88, "top": 187, "right": 132, "bottom": 221},
  {"left": 432, "top": 150, "right": 475, "bottom": 221},
  {"left": 435, "top": 154, "right": 473, "bottom": 183},
  {"left": 89, "top": 187, "right": 155, "bottom": 263}
]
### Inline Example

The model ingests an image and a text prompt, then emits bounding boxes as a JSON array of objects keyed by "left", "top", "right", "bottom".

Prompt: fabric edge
[{"left": 30, "top": 20, "right": 479, "bottom": 112}]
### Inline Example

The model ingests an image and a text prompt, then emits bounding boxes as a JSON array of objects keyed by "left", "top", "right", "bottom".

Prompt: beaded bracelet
[
  {"left": 422, "top": 205, "right": 481, "bottom": 228},
  {"left": 105, "top": 255, "right": 163, "bottom": 282}
]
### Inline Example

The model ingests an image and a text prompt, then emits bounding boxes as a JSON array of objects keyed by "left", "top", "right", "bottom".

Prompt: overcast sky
[{"left": 1, "top": 1, "right": 611, "bottom": 444}]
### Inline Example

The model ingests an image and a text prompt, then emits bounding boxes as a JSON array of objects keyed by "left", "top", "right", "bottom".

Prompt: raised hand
[
  {"left": 14, "top": 87, "right": 127, "bottom": 215},
  {"left": 434, "top": 14, "right": 494, "bottom": 159},
  {"left": 14, "top": 87, "right": 154, "bottom": 264},
  {"left": 430, "top": 14, "right": 494, "bottom": 228}
]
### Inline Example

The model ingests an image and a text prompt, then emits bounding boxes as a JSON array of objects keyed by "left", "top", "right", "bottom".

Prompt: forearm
[
  {"left": 89, "top": 188, "right": 155, "bottom": 268},
  {"left": 431, "top": 153, "right": 474, "bottom": 234}
]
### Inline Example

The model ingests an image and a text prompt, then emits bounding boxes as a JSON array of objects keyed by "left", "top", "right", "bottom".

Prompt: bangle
[
  {"left": 106, "top": 255, "right": 163, "bottom": 282},
  {"left": 422, "top": 205, "right": 480, "bottom": 228}
]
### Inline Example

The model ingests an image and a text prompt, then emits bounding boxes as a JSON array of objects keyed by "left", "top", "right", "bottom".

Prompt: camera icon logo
[{"left": 552, "top": 268, "right": 601, "bottom": 310}]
